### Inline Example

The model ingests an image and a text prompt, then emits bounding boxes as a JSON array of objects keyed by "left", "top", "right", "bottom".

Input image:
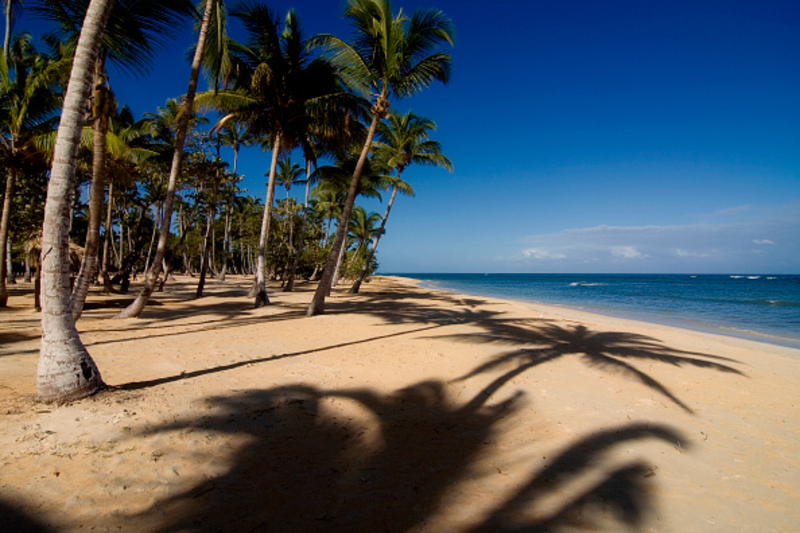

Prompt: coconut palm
[
  {"left": 0, "top": 34, "right": 63, "bottom": 307},
  {"left": 217, "top": 120, "right": 253, "bottom": 175},
  {"left": 306, "top": 0, "right": 453, "bottom": 315},
  {"left": 313, "top": 151, "right": 390, "bottom": 289},
  {"left": 350, "top": 110, "right": 451, "bottom": 293},
  {"left": 347, "top": 205, "right": 381, "bottom": 258},
  {"left": 37, "top": 0, "right": 112, "bottom": 403},
  {"left": 33, "top": 0, "right": 196, "bottom": 318},
  {"left": 117, "top": 0, "right": 223, "bottom": 318},
  {"left": 197, "top": 4, "right": 348, "bottom": 307}
]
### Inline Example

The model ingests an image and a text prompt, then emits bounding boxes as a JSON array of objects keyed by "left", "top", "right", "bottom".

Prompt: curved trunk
[
  {"left": 307, "top": 109, "right": 382, "bottom": 316},
  {"left": 71, "top": 56, "right": 108, "bottom": 320},
  {"left": 254, "top": 131, "right": 281, "bottom": 307},
  {"left": 0, "top": 165, "right": 16, "bottom": 307},
  {"left": 37, "top": 0, "right": 112, "bottom": 403},
  {"left": 116, "top": 0, "right": 214, "bottom": 318},
  {"left": 350, "top": 182, "right": 399, "bottom": 294}
]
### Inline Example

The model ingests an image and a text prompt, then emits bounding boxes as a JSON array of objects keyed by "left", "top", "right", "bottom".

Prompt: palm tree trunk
[
  {"left": 307, "top": 109, "right": 382, "bottom": 315},
  {"left": 70, "top": 54, "right": 108, "bottom": 321},
  {"left": 350, "top": 183, "right": 398, "bottom": 294},
  {"left": 23, "top": 253, "right": 31, "bottom": 283},
  {"left": 284, "top": 158, "right": 313, "bottom": 291},
  {"left": 37, "top": 0, "right": 111, "bottom": 403},
  {"left": 254, "top": 131, "right": 281, "bottom": 307},
  {"left": 0, "top": 166, "right": 15, "bottom": 306},
  {"left": 100, "top": 179, "right": 114, "bottom": 292},
  {"left": 143, "top": 203, "right": 159, "bottom": 274},
  {"left": 196, "top": 184, "right": 217, "bottom": 298},
  {"left": 5, "top": 242, "right": 13, "bottom": 284},
  {"left": 3, "top": 0, "right": 12, "bottom": 64},
  {"left": 329, "top": 236, "right": 347, "bottom": 292},
  {"left": 116, "top": 0, "right": 214, "bottom": 318}
]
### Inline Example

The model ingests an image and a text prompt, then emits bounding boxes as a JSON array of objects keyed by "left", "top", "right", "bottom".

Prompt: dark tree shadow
[
  {"left": 132, "top": 381, "right": 685, "bottom": 532},
  {"left": 0, "top": 498, "right": 52, "bottom": 532},
  {"left": 470, "top": 424, "right": 686, "bottom": 531},
  {"left": 441, "top": 320, "right": 744, "bottom": 413}
]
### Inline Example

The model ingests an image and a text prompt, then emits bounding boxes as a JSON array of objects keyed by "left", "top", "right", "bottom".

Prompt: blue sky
[{"left": 14, "top": 0, "right": 800, "bottom": 274}]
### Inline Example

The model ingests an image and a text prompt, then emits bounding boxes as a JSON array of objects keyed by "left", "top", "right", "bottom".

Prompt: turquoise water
[{"left": 394, "top": 274, "right": 800, "bottom": 348}]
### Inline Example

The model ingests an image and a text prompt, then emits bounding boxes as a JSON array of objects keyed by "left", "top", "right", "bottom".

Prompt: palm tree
[
  {"left": 37, "top": 0, "right": 112, "bottom": 403},
  {"left": 0, "top": 34, "right": 63, "bottom": 307},
  {"left": 34, "top": 0, "right": 196, "bottom": 319},
  {"left": 347, "top": 205, "right": 381, "bottom": 259},
  {"left": 312, "top": 151, "right": 389, "bottom": 289},
  {"left": 306, "top": 0, "right": 453, "bottom": 315},
  {"left": 350, "top": 110, "right": 451, "bottom": 293},
  {"left": 197, "top": 4, "right": 348, "bottom": 307},
  {"left": 217, "top": 120, "right": 253, "bottom": 176},
  {"left": 117, "top": 0, "right": 222, "bottom": 318}
]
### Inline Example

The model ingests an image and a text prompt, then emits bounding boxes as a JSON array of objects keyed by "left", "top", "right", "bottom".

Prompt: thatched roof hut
[{"left": 25, "top": 235, "right": 84, "bottom": 272}]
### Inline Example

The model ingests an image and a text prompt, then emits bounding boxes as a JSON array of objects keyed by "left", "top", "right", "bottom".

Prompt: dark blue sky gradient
[{"left": 12, "top": 0, "right": 800, "bottom": 273}]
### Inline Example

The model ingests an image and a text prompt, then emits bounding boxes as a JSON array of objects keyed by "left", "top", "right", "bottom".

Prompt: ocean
[{"left": 395, "top": 273, "right": 800, "bottom": 349}]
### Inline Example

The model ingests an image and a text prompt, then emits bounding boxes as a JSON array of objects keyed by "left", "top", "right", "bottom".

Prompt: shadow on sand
[
  {"left": 134, "top": 380, "right": 686, "bottom": 532},
  {"left": 438, "top": 320, "right": 744, "bottom": 414}
]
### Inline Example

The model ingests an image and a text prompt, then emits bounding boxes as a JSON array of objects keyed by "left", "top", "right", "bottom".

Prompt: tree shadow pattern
[
  {"left": 136, "top": 381, "right": 685, "bottom": 532},
  {"left": 440, "top": 320, "right": 743, "bottom": 414}
]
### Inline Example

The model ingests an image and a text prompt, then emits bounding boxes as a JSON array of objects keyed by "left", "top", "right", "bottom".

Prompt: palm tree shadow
[
  {"left": 443, "top": 321, "right": 744, "bottom": 414},
  {"left": 470, "top": 424, "right": 686, "bottom": 531},
  {"left": 133, "top": 381, "right": 686, "bottom": 532}
]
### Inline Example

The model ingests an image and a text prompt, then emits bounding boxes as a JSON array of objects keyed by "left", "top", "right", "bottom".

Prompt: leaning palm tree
[
  {"left": 306, "top": 0, "right": 453, "bottom": 315},
  {"left": 34, "top": 0, "right": 196, "bottom": 319},
  {"left": 117, "top": 0, "right": 223, "bottom": 318},
  {"left": 350, "top": 110, "right": 451, "bottom": 293},
  {"left": 37, "top": 0, "right": 112, "bottom": 403}
]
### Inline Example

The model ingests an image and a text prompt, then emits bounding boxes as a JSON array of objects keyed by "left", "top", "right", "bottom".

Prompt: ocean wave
[
  {"left": 569, "top": 282, "right": 607, "bottom": 287},
  {"left": 747, "top": 299, "right": 800, "bottom": 308}
]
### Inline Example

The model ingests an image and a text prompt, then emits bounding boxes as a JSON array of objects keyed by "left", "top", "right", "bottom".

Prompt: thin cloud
[
  {"left": 712, "top": 205, "right": 752, "bottom": 216},
  {"left": 516, "top": 204, "right": 799, "bottom": 272}
]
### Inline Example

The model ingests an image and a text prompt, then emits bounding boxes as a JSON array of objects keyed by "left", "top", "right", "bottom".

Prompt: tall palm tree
[
  {"left": 350, "top": 110, "right": 451, "bottom": 293},
  {"left": 306, "top": 0, "right": 453, "bottom": 315},
  {"left": 0, "top": 34, "right": 63, "bottom": 307},
  {"left": 34, "top": 0, "right": 196, "bottom": 318},
  {"left": 37, "top": 0, "right": 112, "bottom": 403},
  {"left": 197, "top": 4, "right": 348, "bottom": 307},
  {"left": 117, "top": 0, "right": 222, "bottom": 318}
]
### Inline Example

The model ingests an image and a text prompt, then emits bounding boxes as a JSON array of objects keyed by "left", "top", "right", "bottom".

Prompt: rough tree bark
[{"left": 37, "top": 0, "right": 113, "bottom": 403}]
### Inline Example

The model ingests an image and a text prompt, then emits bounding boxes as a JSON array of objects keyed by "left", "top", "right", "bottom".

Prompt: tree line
[{"left": 0, "top": 0, "right": 453, "bottom": 402}]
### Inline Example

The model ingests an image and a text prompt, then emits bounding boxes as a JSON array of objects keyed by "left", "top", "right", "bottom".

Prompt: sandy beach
[{"left": 0, "top": 275, "right": 798, "bottom": 532}]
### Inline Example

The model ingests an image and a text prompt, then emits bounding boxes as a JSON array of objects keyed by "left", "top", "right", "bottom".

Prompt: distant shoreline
[{"left": 383, "top": 273, "right": 800, "bottom": 351}]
